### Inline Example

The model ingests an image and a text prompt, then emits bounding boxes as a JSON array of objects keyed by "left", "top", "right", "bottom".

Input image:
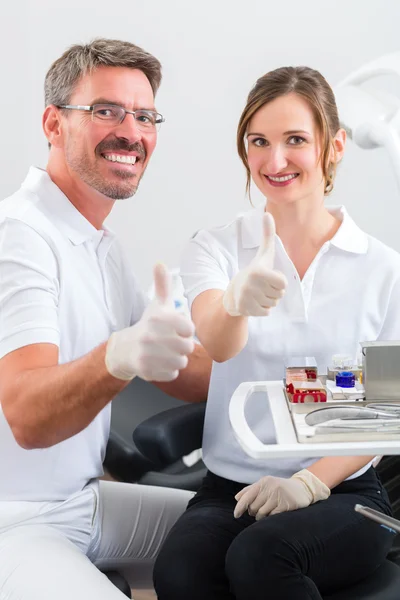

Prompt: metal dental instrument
[
  {"left": 355, "top": 505, "right": 400, "bottom": 534},
  {"left": 366, "top": 403, "right": 400, "bottom": 414},
  {"left": 304, "top": 406, "right": 399, "bottom": 426},
  {"left": 313, "top": 420, "right": 400, "bottom": 435},
  {"left": 316, "top": 418, "right": 400, "bottom": 428}
]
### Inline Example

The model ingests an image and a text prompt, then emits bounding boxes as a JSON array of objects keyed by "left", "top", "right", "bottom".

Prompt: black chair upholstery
[
  {"left": 102, "top": 570, "right": 131, "bottom": 597},
  {"left": 104, "top": 378, "right": 206, "bottom": 490},
  {"left": 133, "top": 403, "right": 206, "bottom": 468},
  {"left": 132, "top": 403, "right": 206, "bottom": 490}
]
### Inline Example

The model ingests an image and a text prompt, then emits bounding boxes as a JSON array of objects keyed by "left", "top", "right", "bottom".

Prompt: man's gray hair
[{"left": 44, "top": 38, "right": 162, "bottom": 107}]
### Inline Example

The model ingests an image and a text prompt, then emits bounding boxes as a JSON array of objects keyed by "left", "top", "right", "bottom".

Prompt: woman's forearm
[
  {"left": 306, "top": 455, "right": 375, "bottom": 489},
  {"left": 191, "top": 290, "right": 249, "bottom": 362}
]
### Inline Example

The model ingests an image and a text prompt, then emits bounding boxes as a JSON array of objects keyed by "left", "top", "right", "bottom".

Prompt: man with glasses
[{"left": 0, "top": 38, "right": 210, "bottom": 599}]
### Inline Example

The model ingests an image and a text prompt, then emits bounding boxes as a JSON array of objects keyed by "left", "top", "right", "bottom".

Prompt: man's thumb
[{"left": 153, "top": 263, "right": 173, "bottom": 305}]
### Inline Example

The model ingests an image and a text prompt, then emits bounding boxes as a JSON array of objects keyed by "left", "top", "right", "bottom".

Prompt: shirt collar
[
  {"left": 22, "top": 166, "right": 114, "bottom": 246},
  {"left": 241, "top": 203, "right": 368, "bottom": 254}
]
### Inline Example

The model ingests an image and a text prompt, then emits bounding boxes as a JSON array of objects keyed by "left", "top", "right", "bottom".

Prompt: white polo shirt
[
  {"left": 0, "top": 167, "right": 145, "bottom": 501},
  {"left": 181, "top": 204, "right": 400, "bottom": 484}
]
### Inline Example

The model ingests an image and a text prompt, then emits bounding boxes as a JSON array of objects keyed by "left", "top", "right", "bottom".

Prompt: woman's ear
[{"left": 331, "top": 128, "right": 346, "bottom": 164}]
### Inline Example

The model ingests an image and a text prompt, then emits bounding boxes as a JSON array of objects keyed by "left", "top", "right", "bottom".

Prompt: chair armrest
[
  {"left": 138, "top": 464, "right": 206, "bottom": 491},
  {"left": 132, "top": 402, "right": 206, "bottom": 467},
  {"left": 104, "top": 430, "right": 156, "bottom": 482}
]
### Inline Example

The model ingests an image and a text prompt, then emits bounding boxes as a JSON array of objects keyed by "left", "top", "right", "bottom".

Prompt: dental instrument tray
[
  {"left": 228, "top": 343, "right": 400, "bottom": 458},
  {"left": 284, "top": 343, "right": 400, "bottom": 443},
  {"left": 291, "top": 402, "right": 400, "bottom": 444}
]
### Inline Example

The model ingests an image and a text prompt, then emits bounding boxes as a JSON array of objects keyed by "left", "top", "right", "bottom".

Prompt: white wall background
[{"left": 2, "top": 0, "right": 400, "bottom": 288}]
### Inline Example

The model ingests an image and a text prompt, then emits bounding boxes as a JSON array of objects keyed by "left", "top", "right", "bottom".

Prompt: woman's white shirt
[{"left": 181, "top": 205, "right": 400, "bottom": 484}]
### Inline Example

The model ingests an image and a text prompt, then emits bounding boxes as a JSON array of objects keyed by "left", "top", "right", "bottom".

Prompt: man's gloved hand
[
  {"left": 105, "top": 263, "right": 195, "bottom": 382},
  {"left": 234, "top": 469, "right": 331, "bottom": 520},
  {"left": 223, "top": 212, "right": 288, "bottom": 317}
]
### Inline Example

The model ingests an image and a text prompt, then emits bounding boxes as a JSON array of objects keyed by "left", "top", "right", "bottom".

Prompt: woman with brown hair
[{"left": 153, "top": 66, "right": 400, "bottom": 599}]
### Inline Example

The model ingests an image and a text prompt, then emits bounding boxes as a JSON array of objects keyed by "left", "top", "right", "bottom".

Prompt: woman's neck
[{"left": 267, "top": 200, "right": 341, "bottom": 279}]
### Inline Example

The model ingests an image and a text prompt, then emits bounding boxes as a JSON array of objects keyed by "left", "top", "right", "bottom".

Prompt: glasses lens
[
  {"left": 134, "top": 110, "right": 163, "bottom": 132},
  {"left": 92, "top": 104, "right": 124, "bottom": 125}
]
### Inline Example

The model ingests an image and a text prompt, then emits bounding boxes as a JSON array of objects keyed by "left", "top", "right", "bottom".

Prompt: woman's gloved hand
[
  {"left": 223, "top": 212, "right": 287, "bottom": 317},
  {"left": 105, "top": 263, "right": 195, "bottom": 382},
  {"left": 234, "top": 469, "right": 331, "bottom": 520}
]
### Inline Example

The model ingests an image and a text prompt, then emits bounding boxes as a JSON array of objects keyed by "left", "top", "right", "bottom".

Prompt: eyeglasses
[{"left": 57, "top": 103, "right": 165, "bottom": 132}]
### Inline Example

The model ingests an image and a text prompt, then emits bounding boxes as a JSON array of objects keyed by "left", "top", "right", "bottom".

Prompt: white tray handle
[{"left": 229, "top": 380, "right": 400, "bottom": 459}]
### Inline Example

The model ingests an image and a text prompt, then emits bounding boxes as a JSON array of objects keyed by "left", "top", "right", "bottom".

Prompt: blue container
[{"left": 336, "top": 371, "right": 356, "bottom": 388}]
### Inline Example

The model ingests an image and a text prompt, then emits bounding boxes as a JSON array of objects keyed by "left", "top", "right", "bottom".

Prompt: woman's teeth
[{"left": 268, "top": 174, "right": 298, "bottom": 182}]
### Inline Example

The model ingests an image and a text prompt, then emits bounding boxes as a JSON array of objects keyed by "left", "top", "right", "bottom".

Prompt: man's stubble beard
[
  {"left": 66, "top": 152, "right": 143, "bottom": 199},
  {"left": 65, "top": 136, "right": 147, "bottom": 200}
]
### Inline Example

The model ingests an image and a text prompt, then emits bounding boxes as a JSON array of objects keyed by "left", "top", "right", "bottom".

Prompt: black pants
[{"left": 153, "top": 467, "right": 396, "bottom": 600}]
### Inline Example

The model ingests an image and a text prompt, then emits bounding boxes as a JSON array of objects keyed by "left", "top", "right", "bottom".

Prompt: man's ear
[
  {"left": 331, "top": 127, "right": 346, "bottom": 164},
  {"left": 43, "top": 105, "right": 64, "bottom": 148}
]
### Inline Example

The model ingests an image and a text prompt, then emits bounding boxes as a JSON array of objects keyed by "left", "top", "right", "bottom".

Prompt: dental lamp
[{"left": 334, "top": 51, "right": 400, "bottom": 191}]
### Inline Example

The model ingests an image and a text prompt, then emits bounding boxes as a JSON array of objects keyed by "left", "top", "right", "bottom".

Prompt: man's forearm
[
  {"left": 306, "top": 455, "right": 375, "bottom": 489},
  {"left": 5, "top": 343, "right": 127, "bottom": 449}
]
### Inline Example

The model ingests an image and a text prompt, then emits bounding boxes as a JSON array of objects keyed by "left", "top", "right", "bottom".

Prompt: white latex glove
[
  {"left": 105, "top": 263, "right": 195, "bottom": 382},
  {"left": 234, "top": 469, "right": 331, "bottom": 520},
  {"left": 223, "top": 212, "right": 288, "bottom": 317}
]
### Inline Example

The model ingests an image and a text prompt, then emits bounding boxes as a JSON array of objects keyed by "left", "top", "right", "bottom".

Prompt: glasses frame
[{"left": 56, "top": 104, "right": 165, "bottom": 131}]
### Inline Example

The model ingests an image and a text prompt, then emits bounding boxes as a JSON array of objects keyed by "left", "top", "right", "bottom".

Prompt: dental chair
[
  {"left": 131, "top": 404, "right": 400, "bottom": 600},
  {"left": 105, "top": 379, "right": 400, "bottom": 599}
]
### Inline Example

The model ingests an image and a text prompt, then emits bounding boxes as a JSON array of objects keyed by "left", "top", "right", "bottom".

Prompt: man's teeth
[
  {"left": 104, "top": 154, "right": 137, "bottom": 165},
  {"left": 268, "top": 174, "right": 298, "bottom": 182}
]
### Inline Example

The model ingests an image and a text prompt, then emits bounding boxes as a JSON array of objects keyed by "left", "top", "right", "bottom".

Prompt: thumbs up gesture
[
  {"left": 105, "top": 263, "right": 195, "bottom": 382},
  {"left": 223, "top": 213, "right": 287, "bottom": 317}
]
